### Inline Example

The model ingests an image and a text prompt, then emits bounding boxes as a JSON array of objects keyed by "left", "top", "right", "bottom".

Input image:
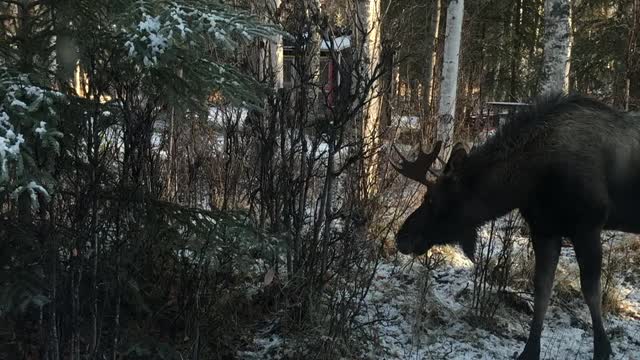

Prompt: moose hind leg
[
  {"left": 517, "top": 235, "right": 562, "bottom": 360},
  {"left": 572, "top": 229, "right": 612, "bottom": 360}
]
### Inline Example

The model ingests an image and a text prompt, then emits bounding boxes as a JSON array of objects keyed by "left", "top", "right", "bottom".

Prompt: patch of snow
[
  {"left": 356, "top": 251, "right": 640, "bottom": 359},
  {"left": 392, "top": 114, "right": 420, "bottom": 130},
  {"left": 125, "top": 40, "right": 136, "bottom": 56},
  {"left": 10, "top": 181, "right": 49, "bottom": 209},
  {"left": 208, "top": 106, "right": 248, "bottom": 127},
  {"left": 35, "top": 121, "right": 47, "bottom": 138},
  {"left": 0, "top": 121, "right": 24, "bottom": 157},
  {"left": 137, "top": 14, "right": 161, "bottom": 33},
  {"left": 321, "top": 35, "right": 351, "bottom": 52},
  {"left": 10, "top": 99, "right": 27, "bottom": 109},
  {"left": 239, "top": 334, "right": 284, "bottom": 360},
  {"left": 147, "top": 32, "right": 169, "bottom": 55}
]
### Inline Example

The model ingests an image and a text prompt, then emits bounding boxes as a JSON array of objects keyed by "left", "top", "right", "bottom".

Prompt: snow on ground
[
  {"left": 358, "top": 243, "right": 640, "bottom": 360},
  {"left": 240, "top": 234, "right": 640, "bottom": 359}
]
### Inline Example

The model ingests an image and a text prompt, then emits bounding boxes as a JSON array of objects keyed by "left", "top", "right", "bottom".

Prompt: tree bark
[
  {"left": 437, "top": 0, "right": 464, "bottom": 150},
  {"left": 528, "top": 0, "right": 544, "bottom": 96},
  {"left": 48, "top": 223, "right": 60, "bottom": 360},
  {"left": 626, "top": 0, "right": 639, "bottom": 110},
  {"left": 509, "top": 0, "right": 523, "bottom": 100},
  {"left": 540, "top": 0, "right": 572, "bottom": 93},
  {"left": 357, "top": 0, "right": 383, "bottom": 196},
  {"left": 268, "top": 0, "right": 283, "bottom": 89},
  {"left": 423, "top": 0, "right": 441, "bottom": 120}
]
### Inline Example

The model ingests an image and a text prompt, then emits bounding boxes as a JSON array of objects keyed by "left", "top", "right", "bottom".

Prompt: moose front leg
[
  {"left": 517, "top": 235, "right": 562, "bottom": 360},
  {"left": 572, "top": 229, "right": 612, "bottom": 360}
]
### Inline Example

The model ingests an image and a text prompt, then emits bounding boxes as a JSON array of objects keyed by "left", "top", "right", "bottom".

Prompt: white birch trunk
[
  {"left": 423, "top": 0, "right": 441, "bottom": 115},
  {"left": 356, "top": 0, "right": 383, "bottom": 195},
  {"left": 268, "top": 0, "right": 283, "bottom": 89},
  {"left": 437, "top": 0, "right": 464, "bottom": 149},
  {"left": 540, "top": 0, "right": 572, "bottom": 93},
  {"left": 358, "top": 0, "right": 383, "bottom": 119}
]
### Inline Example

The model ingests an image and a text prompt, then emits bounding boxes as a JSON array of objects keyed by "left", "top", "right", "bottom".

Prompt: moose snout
[{"left": 395, "top": 234, "right": 415, "bottom": 254}]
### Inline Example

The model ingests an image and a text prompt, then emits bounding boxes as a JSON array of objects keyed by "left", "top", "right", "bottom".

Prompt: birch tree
[
  {"left": 437, "top": 0, "right": 464, "bottom": 149},
  {"left": 356, "top": 0, "right": 383, "bottom": 196},
  {"left": 625, "top": 0, "right": 639, "bottom": 110},
  {"left": 540, "top": 0, "right": 572, "bottom": 93},
  {"left": 269, "top": 0, "right": 284, "bottom": 89},
  {"left": 423, "top": 0, "right": 441, "bottom": 117}
]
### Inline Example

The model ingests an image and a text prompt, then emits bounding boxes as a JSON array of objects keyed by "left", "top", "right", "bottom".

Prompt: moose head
[{"left": 391, "top": 141, "right": 477, "bottom": 260}]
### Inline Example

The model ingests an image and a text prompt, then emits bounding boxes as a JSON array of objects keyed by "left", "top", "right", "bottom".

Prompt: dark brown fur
[{"left": 395, "top": 93, "right": 640, "bottom": 360}]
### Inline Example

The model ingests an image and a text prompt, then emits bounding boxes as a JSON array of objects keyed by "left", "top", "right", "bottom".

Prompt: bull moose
[{"left": 391, "top": 93, "right": 639, "bottom": 360}]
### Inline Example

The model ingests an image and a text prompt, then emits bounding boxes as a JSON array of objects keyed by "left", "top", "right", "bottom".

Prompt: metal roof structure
[{"left": 485, "top": 101, "right": 528, "bottom": 107}]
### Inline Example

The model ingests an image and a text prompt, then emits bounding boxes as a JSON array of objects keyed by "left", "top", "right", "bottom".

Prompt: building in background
[{"left": 282, "top": 35, "right": 352, "bottom": 110}]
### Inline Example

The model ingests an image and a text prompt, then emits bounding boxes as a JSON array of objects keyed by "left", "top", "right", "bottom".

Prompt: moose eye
[
  {"left": 423, "top": 195, "right": 432, "bottom": 205},
  {"left": 426, "top": 197, "right": 437, "bottom": 212}
]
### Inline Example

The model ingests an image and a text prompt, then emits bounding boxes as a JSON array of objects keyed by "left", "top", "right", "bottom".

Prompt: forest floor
[
  {"left": 357, "top": 245, "right": 640, "bottom": 360},
  {"left": 241, "top": 233, "right": 640, "bottom": 360}
]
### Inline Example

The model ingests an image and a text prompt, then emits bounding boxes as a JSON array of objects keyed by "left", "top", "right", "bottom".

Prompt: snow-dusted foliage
[
  {"left": 0, "top": 70, "right": 63, "bottom": 208},
  {"left": 121, "top": 1, "right": 285, "bottom": 107},
  {"left": 125, "top": 1, "right": 280, "bottom": 61}
]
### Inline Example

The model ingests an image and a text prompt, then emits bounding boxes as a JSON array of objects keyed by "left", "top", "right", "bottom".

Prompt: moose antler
[{"left": 390, "top": 140, "right": 443, "bottom": 186}]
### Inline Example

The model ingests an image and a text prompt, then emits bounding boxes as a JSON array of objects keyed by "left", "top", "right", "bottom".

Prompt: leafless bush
[
  {"left": 407, "top": 252, "right": 447, "bottom": 358},
  {"left": 601, "top": 232, "right": 630, "bottom": 316},
  {"left": 181, "top": 2, "right": 416, "bottom": 357},
  {"left": 471, "top": 210, "right": 524, "bottom": 320}
]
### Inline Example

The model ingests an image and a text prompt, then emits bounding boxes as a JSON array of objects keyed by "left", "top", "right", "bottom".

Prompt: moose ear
[{"left": 444, "top": 142, "right": 468, "bottom": 173}]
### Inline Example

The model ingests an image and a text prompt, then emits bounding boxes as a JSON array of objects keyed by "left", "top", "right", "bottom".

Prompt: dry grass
[
  {"left": 627, "top": 236, "right": 640, "bottom": 276},
  {"left": 554, "top": 276, "right": 582, "bottom": 306},
  {"left": 428, "top": 245, "right": 473, "bottom": 268},
  {"left": 600, "top": 233, "right": 640, "bottom": 317}
]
